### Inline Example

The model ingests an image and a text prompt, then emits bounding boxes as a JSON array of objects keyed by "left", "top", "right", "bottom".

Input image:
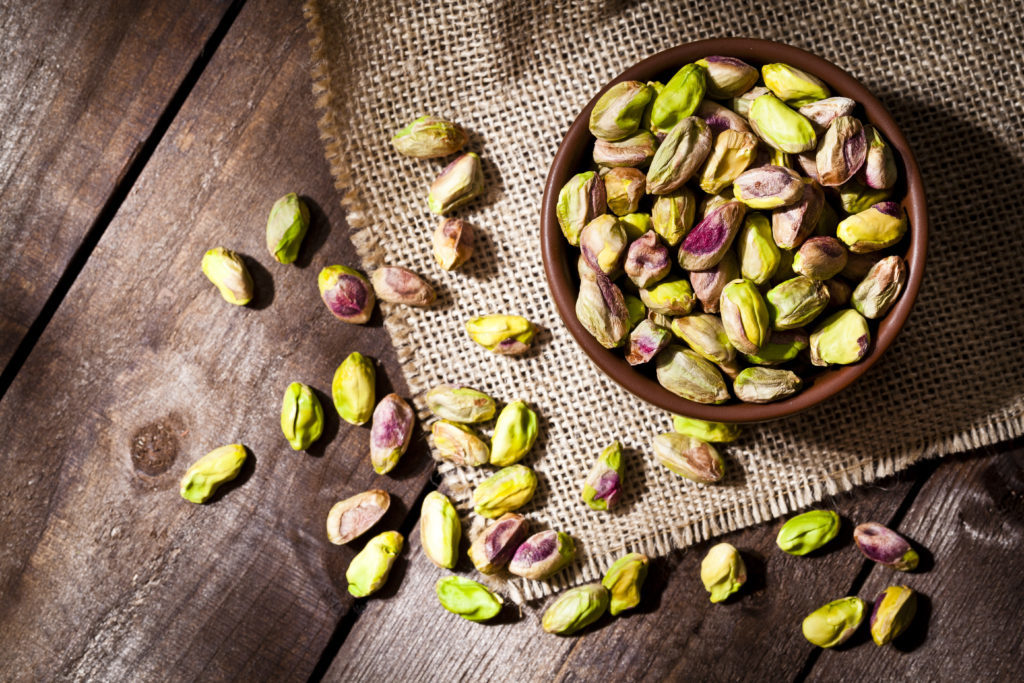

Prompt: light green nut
[
  {"left": 593, "top": 130, "right": 658, "bottom": 169},
  {"left": 201, "top": 247, "right": 253, "bottom": 306},
  {"left": 730, "top": 85, "right": 769, "bottom": 119},
  {"left": 699, "top": 130, "right": 759, "bottom": 194},
  {"left": 604, "top": 167, "right": 646, "bottom": 216},
  {"left": 391, "top": 115, "right": 466, "bottom": 158},
  {"left": 701, "top": 542, "right": 746, "bottom": 603},
  {"left": 420, "top": 491, "right": 460, "bottom": 569},
  {"left": 652, "top": 432, "right": 725, "bottom": 483},
  {"left": 803, "top": 597, "right": 868, "bottom": 648},
  {"left": 472, "top": 464, "right": 537, "bottom": 518},
  {"left": 696, "top": 56, "right": 759, "bottom": 98},
  {"left": 640, "top": 278, "right": 695, "bottom": 316},
  {"left": 281, "top": 382, "right": 324, "bottom": 451},
  {"left": 719, "top": 278, "right": 770, "bottom": 355},
  {"left": 650, "top": 63, "right": 707, "bottom": 135},
  {"left": 465, "top": 314, "right": 535, "bottom": 355},
  {"left": 839, "top": 179, "right": 891, "bottom": 214},
  {"left": 762, "top": 63, "right": 830, "bottom": 106},
  {"left": 435, "top": 576, "right": 503, "bottom": 622},
  {"left": 777, "top": 509, "right": 840, "bottom": 555},
  {"left": 579, "top": 214, "right": 628, "bottom": 276},
  {"left": 430, "top": 420, "right": 490, "bottom": 467},
  {"left": 490, "top": 400, "right": 538, "bottom": 466},
  {"left": 577, "top": 276, "right": 630, "bottom": 349},
  {"left": 428, "top": 152, "right": 484, "bottom": 215},
  {"left": 646, "top": 117, "right": 712, "bottom": 195},
  {"left": 651, "top": 188, "right": 696, "bottom": 246},
  {"left": 265, "top": 193, "right": 310, "bottom": 264},
  {"left": 809, "top": 308, "right": 871, "bottom": 366},
  {"left": 640, "top": 80, "right": 664, "bottom": 133},
  {"left": 425, "top": 384, "right": 496, "bottom": 423},
  {"left": 672, "top": 415, "right": 742, "bottom": 443},
  {"left": 624, "top": 294, "right": 646, "bottom": 329},
  {"left": 179, "top": 444, "right": 247, "bottom": 504},
  {"left": 346, "top": 531, "right": 403, "bottom": 598},
  {"left": 766, "top": 276, "right": 830, "bottom": 331},
  {"left": 601, "top": 552, "right": 649, "bottom": 615},
  {"left": 655, "top": 346, "right": 730, "bottom": 404},
  {"left": 670, "top": 313, "right": 737, "bottom": 367},
  {"left": 733, "top": 367, "right": 803, "bottom": 403},
  {"left": 742, "top": 329, "right": 809, "bottom": 366},
  {"left": 332, "top": 352, "right": 375, "bottom": 426},
  {"left": 737, "top": 212, "right": 781, "bottom": 285},
  {"left": 871, "top": 585, "right": 917, "bottom": 646},
  {"left": 556, "top": 171, "right": 607, "bottom": 246},
  {"left": 747, "top": 93, "right": 817, "bottom": 154},
  {"left": 582, "top": 440, "right": 623, "bottom": 511},
  {"left": 836, "top": 201, "right": 908, "bottom": 253},
  {"left": 542, "top": 584, "right": 610, "bottom": 635},
  {"left": 589, "top": 80, "right": 654, "bottom": 141},
  {"left": 620, "top": 212, "right": 653, "bottom": 241},
  {"left": 852, "top": 255, "right": 907, "bottom": 320}
]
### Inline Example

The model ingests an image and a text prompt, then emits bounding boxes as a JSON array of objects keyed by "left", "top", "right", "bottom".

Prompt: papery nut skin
[
  {"left": 696, "top": 99, "right": 752, "bottom": 134},
  {"left": 604, "top": 167, "right": 647, "bottom": 216},
  {"left": 625, "top": 231, "right": 671, "bottom": 289},
  {"left": 590, "top": 80, "right": 654, "bottom": 141},
  {"left": 670, "top": 313, "right": 737, "bottom": 368},
  {"left": 425, "top": 384, "right": 496, "bottom": 423},
  {"left": 651, "top": 188, "right": 696, "bottom": 246},
  {"left": 730, "top": 85, "right": 770, "bottom": 120},
  {"left": 431, "top": 420, "right": 490, "bottom": 467},
  {"left": 772, "top": 179, "right": 824, "bottom": 250},
  {"left": 582, "top": 441, "right": 624, "bottom": 511},
  {"left": 732, "top": 165, "right": 805, "bottom": 210},
  {"left": 580, "top": 214, "right": 629, "bottom": 276},
  {"left": 815, "top": 116, "right": 867, "bottom": 186},
  {"left": 593, "top": 130, "right": 659, "bottom": 168},
  {"left": 655, "top": 345, "right": 730, "bottom": 404},
  {"left": 428, "top": 152, "right": 484, "bottom": 215},
  {"left": 371, "top": 265, "right": 436, "bottom": 307},
  {"left": 391, "top": 115, "right": 467, "bottom": 158},
  {"left": 858, "top": 125, "right": 898, "bottom": 190},
  {"left": 577, "top": 273, "right": 631, "bottom": 349},
  {"left": 690, "top": 251, "right": 739, "bottom": 314},
  {"left": 369, "top": 393, "right": 415, "bottom": 474},
  {"left": 733, "top": 367, "right": 803, "bottom": 403},
  {"left": 793, "top": 236, "right": 848, "bottom": 281},
  {"left": 699, "top": 130, "right": 759, "bottom": 194},
  {"left": 626, "top": 319, "right": 672, "bottom": 366},
  {"left": 326, "top": 490, "right": 390, "bottom": 545},
  {"left": 652, "top": 432, "right": 725, "bottom": 483},
  {"left": 798, "top": 97, "right": 856, "bottom": 133},
  {"left": 762, "top": 63, "right": 830, "bottom": 107}
]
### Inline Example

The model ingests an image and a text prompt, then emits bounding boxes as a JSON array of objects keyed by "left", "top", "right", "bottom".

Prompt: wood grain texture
[
  {"left": 0, "top": 0, "right": 231, "bottom": 370},
  {"left": 0, "top": 0, "right": 433, "bottom": 679}
]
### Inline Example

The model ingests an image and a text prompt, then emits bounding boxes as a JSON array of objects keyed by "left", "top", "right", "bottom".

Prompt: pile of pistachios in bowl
[{"left": 558, "top": 57, "right": 909, "bottom": 404}]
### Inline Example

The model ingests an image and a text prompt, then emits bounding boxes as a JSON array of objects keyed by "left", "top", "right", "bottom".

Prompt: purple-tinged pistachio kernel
[
  {"left": 369, "top": 393, "right": 414, "bottom": 475},
  {"left": 696, "top": 56, "right": 759, "bottom": 98},
  {"left": 854, "top": 522, "right": 919, "bottom": 572},
  {"left": 772, "top": 179, "right": 824, "bottom": 250},
  {"left": 371, "top": 265, "right": 436, "bottom": 307},
  {"left": 678, "top": 201, "right": 746, "bottom": 271},
  {"left": 732, "top": 165, "right": 804, "bottom": 209},
  {"left": 797, "top": 97, "right": 856, "bottom": 134},
  {"left": 468, "top": 512, "right": 530, "bottom": 574},
  {"left": 508, "top": 530, "right": 576, "bottom": 580},
  {"left": 690, "top": 251, "right": 739, "bottom": 314},
  {"left": 696, "top": 99, "right": 752, "bottom": 134},
  {"left": 625, "top": 231, "right": 671, "bottom": 288},
  {"left": 793, "top": 236, "right": 848, "bottom": 281},
  {"left": 816, "top": 116, "right": 867, "bottom": 186},
  {"left": 626, "top": 319, "right": 672, "bottom": 366},
  {"left": 319, "top": 265, "right": 375, "bottom": 324},
  {"left": 858, "top": 124, "right": 898, "bottom": 190}
]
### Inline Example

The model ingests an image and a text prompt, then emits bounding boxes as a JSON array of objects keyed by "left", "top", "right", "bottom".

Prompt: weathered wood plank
[
  {"left": 0, "top": 0, "right": 434, "bottom": 679},
  {"left": 0, "top": 0, "right": 232, "bottom": 371}
]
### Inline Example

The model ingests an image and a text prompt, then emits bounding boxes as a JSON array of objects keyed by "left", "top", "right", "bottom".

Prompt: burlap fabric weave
[{"left": 304, "top": 0, "right": 1024, "bottom": 601}]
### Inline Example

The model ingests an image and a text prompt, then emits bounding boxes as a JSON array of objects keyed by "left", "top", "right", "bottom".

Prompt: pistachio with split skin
[
  {"left": 823, "top": 278, "right": 852, "bottom": 309},
  {"left": 425, "top": 384, "right": 496, "bottom": 423},
  {"left": 371, "top": 265, "right": 436, "bottom": 307},
  {"left": 490, "top": 400, "right": 538, "bottom": 467},
  {"left": 652, "top": 432, "right": 725, "bottom": 483},
  {"left": 333, "top": 352, "right": 375, "bottom": 425},
  {"left": 699, "top": 130, "right": 759, "bottom": 194},
  {"left": 651, "top": 188, "right": 696, "bottom": 246},
  {"left": 854, "top": 522, "right": 920, "bottom": 571},
  {"left": 468, "top": 512, "right": 530, "bottom": 574},
  {"left": 673, "top": 415, "right": 741, "bottom": 443},
  {"left": 593, "top": 130, "right": 658, "bottom": 168},
  {"left": 837, "top": 201, "right": 908, "bottom": 253},
  {"left": 509, "top": 530, "right": 576, "bottom": 580},
  {"left": 650, "top": 63, "right": 707, "bottom": 134},
  {"left": 733, "top": 366, "right": 803, "bottom": 403},
  {"left": 816, "top": 116, "right": 867, "bottom": 186},
  {"left": 580, "top": 214, "right": 628, "bottom": 276},
  {"left": 742, "top": 328, "right": 809, "bottom": 366},
  {"left": 640, "top": 278, "right": 695, "bottom": 316},
  {"left": 852, "top": 255, "right": 907, "bottom": 319},
  {"left": 737, "top": 212, "right": 781, "bottom": 285},
  {"left": 671, "top": 313, "right": 737, "bottom": 368},
  {"left": 701, "top": 543, "right": 746, "bottom": 603},
  {"left": 602, "top": 553, "right": 649, "bottom": 615},
  {"left": 747, "top": 93, "right": 817, "bottom": 153},
  {"left": 202, "top": 247, "right": 253, "bottom": 306},
  {"left": 732, "top": 164, "right": 804, "bottom": 209},
  {"left": 858, "top": 125, "right": 898, "bottom": 190},
  {"left": 762, "top": 63, "right": 830, "bottom": 106},
  {"left": 730, "top": 85, "right": 769, "bottom": 119},
  {"left": 577, "top": 274, "right": 630, "bottom": 348},
  {"left": 871, "top": 586, "right": 918, "bottom": 646},
  {"left": 696, "top": 56, "right": 759, "bottom": 99},
  {"left": 620, "top": 212, "right": 653, "bottom": 240},
  {"left": 421, "top": 491, "right": 461, "bottom": 569},
  {"left": 369, "top": 393, "right": 414, "bottom": 474},
  {"left": 777, "top": 509, "right": 840, "bottom": 555},
  {"left": 428, "top": 152, "right": 484, "bottom": 214},
  {"left": 266, "top": 193, "right": 310, "bottom": 264},
  {"left": 280, "top": 382, "right": 324, "bottom": 451},
  {"left": 436, "top": 576, "right": 504, "bottom": 622},
  {"left": 646, "top": 116, "right": 712, "bottom": 195},
  {"left": 473, "top": 464, "right": 537, "bottom": 518},
  {"left": 326, "top": 490, "right": 390, "bottom": 545},
  {"left": 624, "top": 231, "right": 671, "bottom": 288},
  {"left": 604, "top": 167, "right": 646, "bottom": 216},
  {"left": 678, "top": 201, "right": 746, "bottom": 271},
  {"left": 346, "top": 531, "right": 403, "bottom": 598},
  {"left": 179, "top": 444, "right": 247, "bottom": 504},
  {"left": 766, "top": 276, "right": 830, "bottom": 330},
  {"left": 719, "top": 278, "right": 770, "bottom": 354},
  {"left": 582, "top": 440, "right": 623, "bottom": 511},
  {"left": 319, "top": 265, "right": 375, "bottom": 324},
  {"left": 696, "top": 99, "right": 752, "bottom": 134},
  {"left": 839, "top": 179, "right": 891, "bottom": 214},
  {"left": 626, "top": 319, "right": 672, "bottom": 366},
  {"left": 590, "top": 80, "right": 655, "bottom": 141},
  {"left": 542, "top": 584, "right": 609, "bottom": 635},
  {"left": 798, "top": 96, "right": 856, "bottom": 134},
  {"left": 656, "top": 345, "right": 730, "bottom": 404},
  {"left": 802, "top": 597, "right": 868, "bottom": 648},
  {"left": 556, "top": 171, "right": 608, "bottom": 246},
  {"left": 391, "top": 115, "right": 466, "bottom": 158},
  {"left": 432, "top": 217, "right": 475, "bottom": 270},
  {"left": 430, "top": 420, "right": 490, "bottom": 467},
  {"left": 772, "top": 179, "right": 824, "bottom": 250},
  {"left": 793, "top": 236, "right": 848, "bottom": 281},
  {"left": 809, "top": 308, "right": 871, "bottom": 366},
  {"left": 465, "top": 314, "right": 535, "bottom": 355},
  {"left": 690, "top": 251, "right": 739, "bottom": 313}
]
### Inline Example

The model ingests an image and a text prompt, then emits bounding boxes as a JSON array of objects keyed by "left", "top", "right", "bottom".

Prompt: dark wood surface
[{"left": 0, "top": 1, "right": 1021, "bottom": 681}]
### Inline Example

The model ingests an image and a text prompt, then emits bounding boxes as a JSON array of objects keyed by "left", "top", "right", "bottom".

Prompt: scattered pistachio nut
[
  {"left": 673, "top": 415, "right": 741, "bottom": 442},
  {"left": 776, "top": 509, "right": 840, "bottom": 555},
  {"left": 802, "top": 597, "right": 868, "bottom": 648},
  {"left": 678, "top": 200, "right": 746, "bottom": 271},
  {"left": 428, "top": 152, "right": 484, "bottom": 215},
  {"left": 542, "top": 584, "right": 609, "bottom": 635},
  {"left": 699, "top": 130, "right": 759, "bottom": 194},
  {"left": 369, "top": 393, "right": 414, "bottom": 475},
  {"left": 626, "top": 318, "right": 672, "bottom": 366},
  {"left": 590, "top": 80, "right": 655, "bottom": 141},
  {"left": 816, "top": 115, "right": 866, "bottom": 186},
  {"left": 280, "top": 382, "right": 324, "bottom": 451},
  {"left": 371, "top": 266, "right": 436, "bottom": 307},
  {"left": 266, "top": 193, "right": 310, "bottom": 264},
  {"left": 858, "top": 124, "right": 898, "bottom": 190},
  {"left": 582, "top": 440, "right": 623, "bottom": 511},
  {"left": 772, "top": 178, "right": 824, "bottom": 249},
  {"left": 652, "top": 432, "right": 725, "bottom": 483},
  {"left": 420, "top": 491, "right": 461, "bottom": 569},
  {"left": 425, "top": 384, "right": 496, "bottom": 423},
  {"left": 762, "top": 63, "right": 830, "bottom": 106},
  {"left": 472, "top": 464, "right": 537, "bottom": 518},
  {"left": 732, "top": 164, "right": 804, "bottom": 209},
  {"left": 319, "top": 265, "right": 375, "bottom": 324},
  {"left": 646, "top": 116, "right": 712, "bottom": 195},
  {"left": 655, "top": 345, "right": 730, "bottom": 404},
  {"left": 870, "top": 586, "right": 918, "bottom": 646},
  {"left": 490, "top": 400, "right": 538, "bottom": 467},
  {"left": 509, "top": 530, "right": 575, "bottom": 580},
  {"left": 432, "top": 217, "right": 475, "bottom": 270},
  {"left": 593, "top": 130, "right": 658, "bottom": 168},
  {"left": 737, "top": 211, "right": 781, "bottom": 284},
  {"left": 179, "top": 444, "right": 247, "bottom": 504},
  {"left": 601, "top": 552, "right": 649, "bottom": 615},
  {"left": 556, "top": 171, "right": 608, "bottom": 246},
  {"left": 793, "top": 236, "right": 848, "bottom": 280},
  {"left": 430, "top": 420, "right": 490, "bottom": 467},
  {"left": 346, "top": 531, "right": 403, "bottom": 598},
  {"left": 436, "top": 576, "right": 503, "bottom": 622},
  {"left": 651, "top": 188, "right": 696, "bottom": 246},
  {"left": 733, "top": 366, "right": 803, "bottom": 403},
  {"left": 465, "top": 314, "right": 535, "bottom": 355},
  {"left": 719, "top": 278, "right": 770, "bottom": 355},
  {"left": 766, "top": 276, "right": 830, "bottom": 331},
  {"left": 326, "top": 490, "right": 390, "bottom": 545},
  {"left": 809, "top": 308, "right": 871, "bottom": 366},
  {"left": 701, "top": 542, "right": 746, "bottom": 603},
  {"left": 604, "top": 167, "right": 647, "bottom": 216},
  {"left": 202, "top": 247, "right": 253, "bottom": 306},
  {"left": 690, "top": 251, "right": 739, "bottom": 313},
  {"left": 650, "top": 63, "right": 707, "bottom": 134},
  {"left": 696, "top": 56, "right": 758, "bottom": 99},
  {"left": 852, "top": 255, "right": 907, "bottom": 319},
  {"left": 580, "top": 214, "right": 628, "bottom": 276},
  {"left": 391, "top": 115, "right": 466, "bottom": 158},
  {"left": 468, "top": 512, "right": 530, "bottom": 574},
  {"left": 332, "top": 352, "right": 375, "bottom": 425},
  {"left": 853, "top": 522, "right": 920, "bottom": 571},
  {"left": 747, "top": 93, "right": 817, "bottom": 154}
]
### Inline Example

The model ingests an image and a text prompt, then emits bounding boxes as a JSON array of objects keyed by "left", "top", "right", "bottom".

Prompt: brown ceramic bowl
[{"left": 541, "top": 38, "right": 927, "bottom": 422}]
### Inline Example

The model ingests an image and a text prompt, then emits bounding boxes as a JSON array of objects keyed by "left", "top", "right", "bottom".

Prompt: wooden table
[{"left": 1, "top": 1, "right": 1021, "bottom": 680}]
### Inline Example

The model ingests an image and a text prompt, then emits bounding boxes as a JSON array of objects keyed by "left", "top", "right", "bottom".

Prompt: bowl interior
[{"left": 541, "top": 38, "right": 927, "bottom": 423}]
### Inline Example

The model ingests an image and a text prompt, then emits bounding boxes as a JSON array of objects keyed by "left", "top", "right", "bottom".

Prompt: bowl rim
[{"left": 540, "top": 37, "right": 928, "bottom": 423}]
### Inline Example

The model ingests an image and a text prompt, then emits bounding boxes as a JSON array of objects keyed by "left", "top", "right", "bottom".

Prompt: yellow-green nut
[
  {"left": 762, "top": 63, "right": 830, "bottom": 107},
  {"left": 346, "top": 531, "right": 403, "bottom": 598},
  {"left": 472, "top": 464, "right": 537, "bottom": 518},
  {"left": 690, "top": 251, "right": 739, "bottom": 314},
  {"left": 732, "top": 164, "right": 805, "bottom": 209},
  {"left": 593, "top": 130, "right": 659, "bottom": 168},
  {"left": 639, "top": 277, "right": 696, "bottom": 317},
  {"left": 653, "top": 432, "right": 725, "bottom": 483},
  {"left": 556, "top": 171, "right": 607, "bottom": 246},
  {"left": 589, "top": 80, "right": 655, "bottom": 141},
  {"left": 646, "top": 116, "right": 712, "bottom": 195},
  {"left": 431, "top": 420, "right": 490, "bottom": 467},
  {"left": 670, "top": 313, "right": 737, "bottom": 367},
  {"left": 737, "top": 212, "right": 781, "bottom": 285},
  {"left": 870, "top": 585, "right": 918, "bottom": 645},
  {"left": 369, "top": 393, "right": 414, "bottom": 474},
  {"left": 730, "top": 85, "right": 769, "bottom": 119},
  {"left": 859, "top": 124, "right": 898, "bottom": 190},
  {"left": 318, "top": 265, "right": 375, "bottom": 324},
  {"left": 701, "top": 542, "right": 746, "bottom": 603},
  {"left": 465, "top": 314, "right": 535, "bottom": 355},
  {"left": 468, "top": 512, "right": 530, "bottom": 574},
  {"left": 428, "top": 152, "right": 484, "bottom": 215},
  {"left": 839, "top": 180, "right": 890, "bottom": 217},
  {"left": 436, "top": 576, "right": 503, "bottom": 622},
  {"left": 743, "top": 329, "right": 809, "bottom": 366},
  {"left": 696, "top": 56, "right": 758, "bottom": 99},
  {"left": 604, "top": 167, "right": 647, "bottom": 216},
  {"left": 719, "top": 278, "right": 770, "bottom": 355},
  {"left": 420, "top": 491, "right": 460, "bottom": 569},
  {"left": 650, "top": 63, "right": 707, "bottom": 134},
  {"left": 699, "top": 130, "right": 759, "bottom": 194},
  {"left": 578, "top": 274, "right": 630, "bottom": 349},
  {"left": 837, "top": 201, "right": 908, "bottom": 253},
  {"left": 266, "top": 193, "right": 310, "bottom": 264},
  {"left": 582, "top": 440, "right": 623, "bottom": 511},
  {"left": 655, "top": 345, "right": 730, "bottom": 404},
  {"left": 640, "top": 80, "right": 664, "bottom": 132},
  {"left": 673, "top": 415, "right": 741, "bottom": 443},
  {"left": 816, "top": 115, "right": 867, "bottom": 187},
  {"left": 601, "top": 552, "right": 649, "bottom": 615},
  {"left": 332, "top": 352, "right": 375, "bottom": 426},
  {"left": 390, "top": 115, "right": 466, "bottom": 158},
  {"left": 620, "top": 212, "right": 654, "bottom": 241},
  {"left": 852, "top": 255, "right": 907, "bottom": 319},
  {"left": 580, "top": 214, "right": 628, "bottom": 276},
  {"left": 802, "top": 597, "right": 868, "bottom": 648},
  {"left": 696, "top": 99, "right": 752, "bottom": 134},
  {"left": 542, "top": 584, "right": 609, "bottom": 635},
  {"left": 280, "top": 382, "right": 324, "bottom": 451},
  {"left": 425, "top": 384, "right": 496, "bottom": 423},
  {"left": 766, "top": 276, "right": 830, "bottom": 331},
  {"left": 777, "top": 509, "right": 840, "bottom": 555},
  {"left": 509, "top": 530, "right": 575, "bottom": 580},
  {"left": 809, "top": 308, "right": 871, "bottom": 366},
  {"left": 326, "top": 490, "right": 390, "bottom": 545},
  {"left": 733, "top": 367, "right": 803, "bottom": 403},
  {"left": 747, "top": 93, "right": 817, "bottom": 154},
  {"left": 625, "top": 294, "right": 648, "bottom": 330},
  {"left": 490, "top": 400, "right": 538, "bottom": 466},
  {"left": 433, "top": 217, "right": 475, "bottom": 271},
  {"left": 651, "top": 188, "right": 696, "bottom": 246},
  {"left": 179, "top": 444, "right": 247, "bottom": 504},
  {"left": 201, "top": 247, "right": 253, "bottom": 306}
]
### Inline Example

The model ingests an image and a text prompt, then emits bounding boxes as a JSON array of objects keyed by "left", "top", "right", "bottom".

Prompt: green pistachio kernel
[
  {"left": 280, "top": 382, "right": 324, "bottom": 451},
  {"left": 179, "top": 444, "right": 247, "bottom": 504},
  {"left": 472, "top": 465, "right": 537, "bottom": 519},
  {"left": 465, "top": 314, "right": 535, "bottom": 355},
  {"left": 762, "top": 63, "right": 830, "bottom": 106},
  {"left": 672, "top": 416, "right": 742, "bottom": 443},
  {"left": 436, "top": 576, "right": 503, "bottom": 622},
  {"left": 803, "top": 597, "right": 868, "bottom": 648},
  {"left": 809, "top": 308, "right": 871, "bottom": 366},
  {"left": 489, "top": 400, "right": 538, "bottom": 467},
  {"left": 332, "top": 352, "right": 375, "bottom": 426},
  {"left": 582, "top": 441, "right": 623, "bottom": 511},
  {"left": 542, "top": 584, "right": 610, "bottom": 635},
  {"left": 701, "top": 542, "right": 747, "bottom": 603},
  {"left": 346, "top": 531, "right": 403, "bottom": 598},
  {"left": 650, "top": 63, "right": 707, "bottom": 134},
  {"left": 420, "top": 491, "right": 461, "bottom": 569},
  {"left": 777, "top": 509, "right": 840, "bottom": 555},
  {"left": 870, "top": 585, "right": 918, "bottom": 646},
  {"left": 201, "top": 247, "right": 253, "bottom": 306},
  {"left": 601, "top": 552, "right": 650, "bottom": 615},
  {"left": 266, "top": 193, "right": 310, "bottom": 264}
]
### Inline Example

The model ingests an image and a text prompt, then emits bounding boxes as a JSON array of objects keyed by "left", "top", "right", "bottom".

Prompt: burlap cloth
[{"left": 303, "top": 0, "right": 1024, "bottom": 601}]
